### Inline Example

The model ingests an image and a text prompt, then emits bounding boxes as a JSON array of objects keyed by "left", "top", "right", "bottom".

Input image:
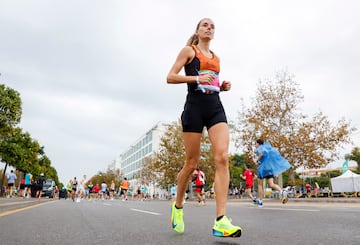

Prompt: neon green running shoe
[
  {"left": 213, "top": 216, "right": 242, "bottom": 238},
  {"left": 171, "top": 201, "right": 184, "bottom": 233}
]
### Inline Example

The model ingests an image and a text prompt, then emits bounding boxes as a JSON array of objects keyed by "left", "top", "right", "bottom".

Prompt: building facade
[{"left": 116, "top": 121, "right": 169, "bottom": 198}]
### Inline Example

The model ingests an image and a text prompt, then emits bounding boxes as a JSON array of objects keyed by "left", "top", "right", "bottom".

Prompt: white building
[{"left": 116, "top": 121, "right": 169, "bottom": 198}]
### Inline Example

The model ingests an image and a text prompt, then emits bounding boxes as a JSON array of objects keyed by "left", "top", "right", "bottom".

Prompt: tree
[
  {"left": 229, "top": 154, "right": 247, "bottom": 189},
  {"left": 0, "top": 84, "right": 22, "bottom": 138},
  {"left": 2, "top": 129, "right": 41, "bottom": 170},
  {"left": 0, "top": 84, "right": 23, "bottom": 195},
  {"left": 38, "top": 154, "right": 60, "bottom": 186},
  {"left": 0, "top": 84, "right": 60, "bottom": 191},
  {"left": 345, "top": 147, "right": 360, "bottom": 172},
  {"left": 139, "top": 157, "right": 161, "bottom": 187},
  {"left": 233, "top": 71, "right": 356, "bottom": 180},
  {"left": 0, "top": 127, "right": 42, "bottom": 194},
  {"left": 198, "top": 132, "right": 216, "bottom": 189},
  {"left": 232, "top": 154, "right": 247, "bottom": 167},
  {"left": 46, "top": 166, "right": 61, "bottom": 188},
  {"left": 150, "top": 121, "right": 185, "bottom": 189},
  {"left": 149, "top": 120, "right": 216, "bottom": 189},
  {"left": 88, "top": 168, "right": 122, "bottom": 190}
]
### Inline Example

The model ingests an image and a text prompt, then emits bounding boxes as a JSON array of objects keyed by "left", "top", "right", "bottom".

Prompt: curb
[
  {"left": 226, "top": 197, "right": 360, "bottom": 204},
  {"left": 289, "top": 198, "right": 360, "bottom": 204}
]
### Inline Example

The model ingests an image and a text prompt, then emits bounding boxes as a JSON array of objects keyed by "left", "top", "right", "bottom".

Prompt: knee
[
  {"left": 185, "top": 155, "right": 199, "bottom": 169},
  {"left": 269, "top": 183, "right": 276, "bottom": 189},
  {"left": 214, "top": 152, "right": 228, "bottom": 166}
]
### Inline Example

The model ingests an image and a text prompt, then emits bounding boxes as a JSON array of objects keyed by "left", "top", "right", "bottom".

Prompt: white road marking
[
  {"left": 130, "top": 208, "right": 161, "bottom": 216},
  {"left": 0, "top": 201, "right": 53, "bottom": 217},
  {"left": 0, "top": 201, "right": 34, "bottom": 206}
]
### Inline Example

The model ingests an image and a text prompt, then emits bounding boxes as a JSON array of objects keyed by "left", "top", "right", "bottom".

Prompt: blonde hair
[
  {"left": 186, "top": 33, "right": 199, "bottom": 46},
  {"left": 186, "top": 18, "right": 212, "bottom": 46}
]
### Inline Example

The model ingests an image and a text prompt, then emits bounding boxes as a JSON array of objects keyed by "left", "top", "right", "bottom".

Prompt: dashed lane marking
[{"left": 130, "top": 208, "right": 161, "bottom": 215}]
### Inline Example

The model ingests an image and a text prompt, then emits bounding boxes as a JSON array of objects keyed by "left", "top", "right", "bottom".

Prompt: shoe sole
[
  {"left": 213, "top": 228, "right": 242, "bottom": 238},
  {"left": 281, "top": 191, "right": 288, "bottom": 204},
  {"left": 282, "top": 197, "right": 288, "bottom": 204}
]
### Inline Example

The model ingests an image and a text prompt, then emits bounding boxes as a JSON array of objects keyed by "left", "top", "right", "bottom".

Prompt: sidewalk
[
  {"left": 227, "top": 196, "right": 360, "bottom": 204},
  {"left": 0, "top": 197, "right": 54, "bottom": 214}
]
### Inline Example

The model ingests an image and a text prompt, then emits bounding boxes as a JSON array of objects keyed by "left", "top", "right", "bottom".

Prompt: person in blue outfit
[{"left": 253, "top": 139, "right": 291, "bottom": 207}]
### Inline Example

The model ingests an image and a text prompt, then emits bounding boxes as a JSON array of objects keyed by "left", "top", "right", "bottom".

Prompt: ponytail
[
  {"left": 186, "top": 34, "right": 199, "bottom": 46},
  {"left": 186, "top": 18, "right": 211, "bottom": 46}
]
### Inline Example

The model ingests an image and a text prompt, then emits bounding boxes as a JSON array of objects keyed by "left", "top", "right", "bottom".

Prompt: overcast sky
[{"left": 1, "top": 1, "right": 359, "bottom": 184}]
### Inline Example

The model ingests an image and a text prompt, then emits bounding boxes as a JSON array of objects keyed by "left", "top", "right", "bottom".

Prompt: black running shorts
[{"left": 181, "top": 93, "right": 227, "bottom": 133}]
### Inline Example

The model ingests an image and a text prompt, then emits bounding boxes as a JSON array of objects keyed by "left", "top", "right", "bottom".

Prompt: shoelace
[
  {"left": 226, "top": 217, "right": 232, "bottom": 223},
  {"left": 218, "top": 217, "right": 232, "bottom": 225}
]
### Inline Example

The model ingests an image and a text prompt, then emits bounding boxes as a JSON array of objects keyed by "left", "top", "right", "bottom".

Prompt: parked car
[
  {"left": 42, "top": 179, "right": 55, "bottom": 198},
  {"left": 59, "top": 187, "right": 68, "bottom": 199}
]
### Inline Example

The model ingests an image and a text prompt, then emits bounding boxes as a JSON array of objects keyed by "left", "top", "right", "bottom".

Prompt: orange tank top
[
  {"left": 192, "top": 45, "right": 220, "bottom": 73},
  {"left": 121, "top": 180, "right": 129, "bottom": 189},
  {"left": 192, "top": 45, "right": 221, "bottom": 92}
]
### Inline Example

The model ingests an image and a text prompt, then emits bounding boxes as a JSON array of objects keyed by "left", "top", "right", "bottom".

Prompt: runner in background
[
  {"left": 120, "top": 177, "right": 129, "bottom": 201},
  {"left": 240, "top": 163, "right": 257, "bottom": 205},
  {"left": 193, "top": 167, "right": 206, "bottom": 205},
  {"left": 254, "top": 139, "right": 291, "bottom": 207}
]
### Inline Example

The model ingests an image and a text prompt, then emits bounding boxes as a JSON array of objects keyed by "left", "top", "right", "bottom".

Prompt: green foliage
[
  {"left": 285, "top": 171, "right": 341, "bottom": 191},
  {"left": 325, "top": 170, "right": 342, "bottom": 178},
  {"left": 0, "top": 84, "right": 22, "bottom": 131},
  {"left": 232, "top": 154, "right": 247, "bottom": 167},
  {"left": 198, "top": 132, "right": 215, "bottom": 186},
  {"left": 346, "top": 147, "right": 360, "bottom": 171},
  {"left": 0, "top": 84, "right": 60, "bottom": 190},
  {"left": 282, "top": 171, "right": 303, "bottom": 186},
  {"left": 0, "top": 128, "right": 40, "bottom": 171},
  {"left": 304, "top": 176, "right": 331, "bottom": 189},
  {"left": 229, "top": 154, "right": 247, "bottom": 188}
]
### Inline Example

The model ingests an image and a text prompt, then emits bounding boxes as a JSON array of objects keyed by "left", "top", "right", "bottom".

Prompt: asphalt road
[{"left": 0, "top": 198, "right": 359, "bottom": 245}]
